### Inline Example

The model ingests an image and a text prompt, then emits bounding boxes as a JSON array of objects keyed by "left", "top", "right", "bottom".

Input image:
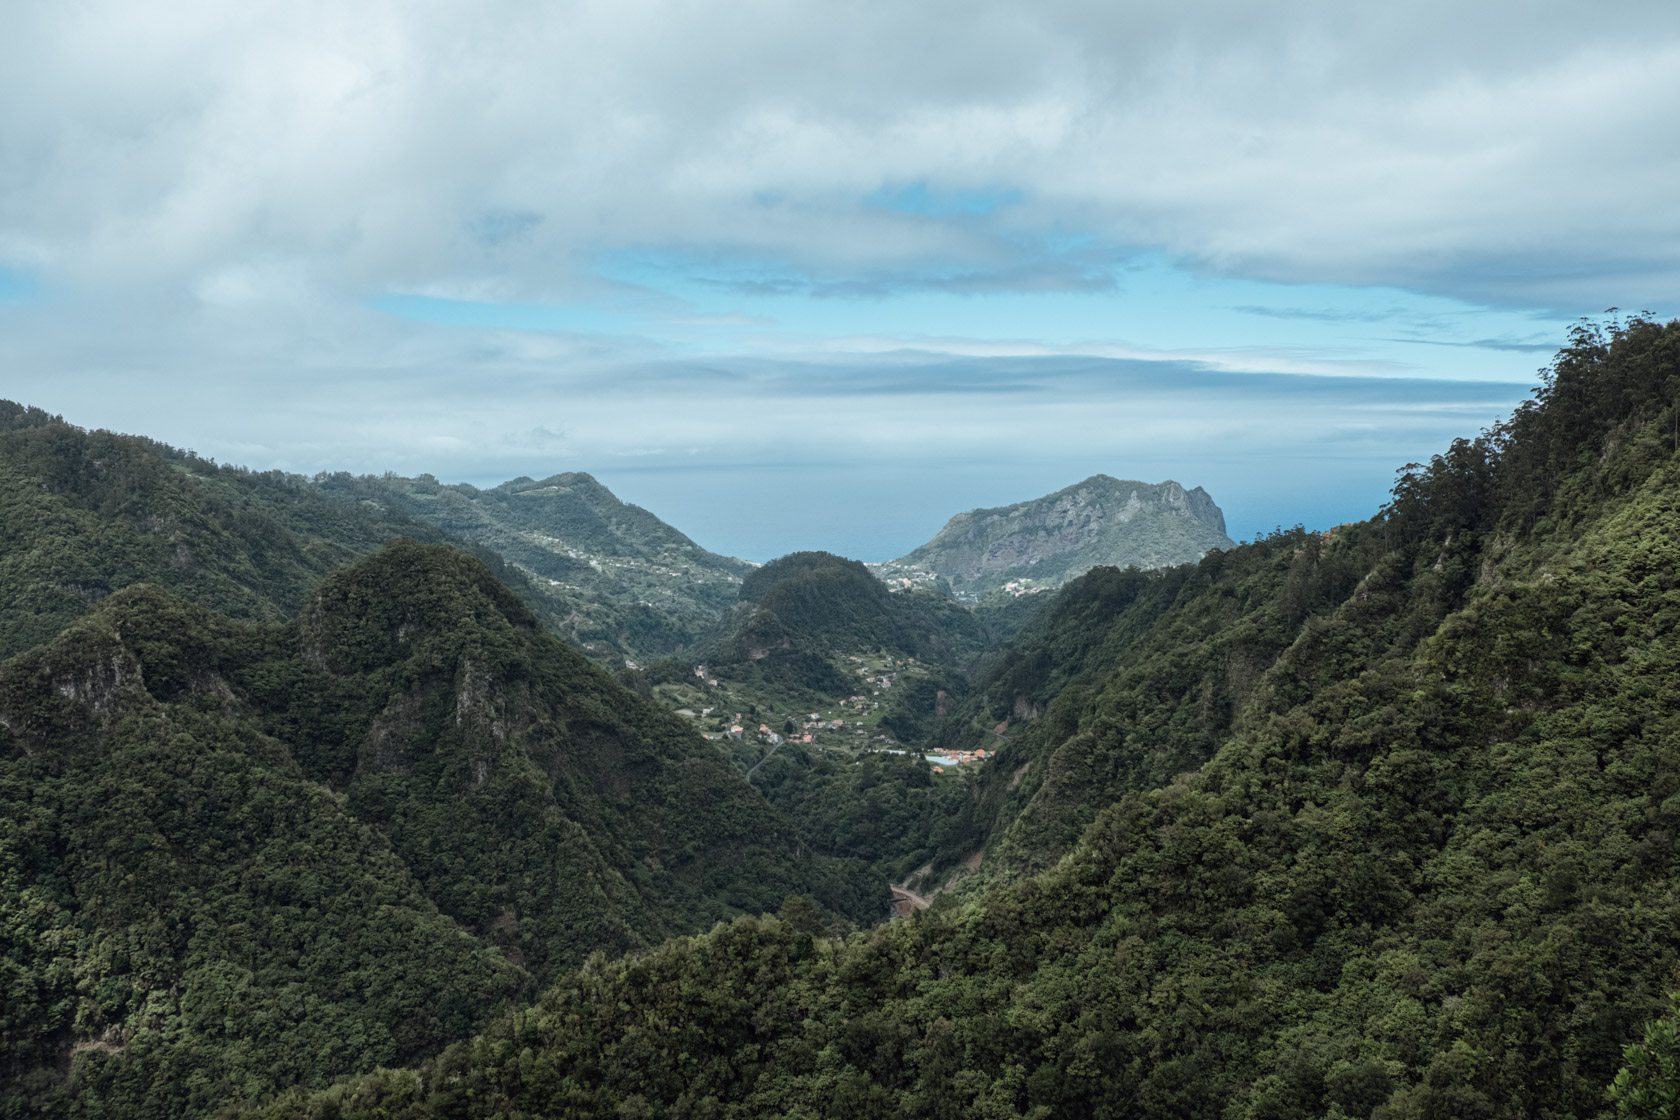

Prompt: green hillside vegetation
[
  {"left": 703, "top": 552, "right": 989, "bottom": 700},
  {"left": 620, "top": 552, "right": 1002, "bottom": 886},
  {"left": 878, "top": 476, "right": 1234, "bottom": 602},
  {"left": 746, "top": 743, "right": 976, "bottom": 885},
  {"left": 315, "top": 471, "right": 752, "bottom": 662},
  {"left": 0, "top": 402, "right": 559, "bottom": 659},
  {"left": 248, "top": 316, "right": 1680, "bottom": 1118},
  {"left": 652, "top": 551, "right": 991, "bottom": 738},
  {"left": 968, "top": 591, "right": 1055, "bottom": 647},
  {"left": 730, "top": 552, "right": 987, "bottom": 667},
  {"left": 0, "top": 585, "right": 527, "bottom": 1118},
  {"left": 919, "top": 526, "right": 1375, "bottom": 888},
  {"left": 0, "top": 542, "right": 881, "bottom": 1117},
  {"left": 265, "top": 542, "right": 881, "bottom": 970}
]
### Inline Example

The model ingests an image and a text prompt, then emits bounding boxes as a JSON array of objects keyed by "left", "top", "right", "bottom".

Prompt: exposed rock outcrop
[{"left": 876, "top": 476, "right": 1234, "bottom": 600}]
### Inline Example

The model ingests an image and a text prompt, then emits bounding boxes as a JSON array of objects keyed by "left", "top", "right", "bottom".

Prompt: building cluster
[
  {"left": 928, "top": 748, "right": 991, "bottom": 769},
  {"left": 837, "top": 693, "right": 880, "bottom": 711}
]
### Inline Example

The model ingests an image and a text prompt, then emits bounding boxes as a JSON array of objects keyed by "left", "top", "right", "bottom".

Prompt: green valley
[
  {"left": 8, "top": 318, "right": 1680, "bottom": 1119},
  {"left": 237, "top": 316, "right": 1680, "bottom": 1119},
  {"left": 5, "top": 6, "right": 1663, "bottom": 1119},
  {"left": 0, "top": 541, "right": 880, "bottom": 1116}
]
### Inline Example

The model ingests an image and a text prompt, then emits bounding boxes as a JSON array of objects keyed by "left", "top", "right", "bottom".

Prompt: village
[
  {"left": 645, "top": 648, "right": 995, "bottom": 779},
  {"left": 922, "top": 745, "right": 992, "bottom": 774}
]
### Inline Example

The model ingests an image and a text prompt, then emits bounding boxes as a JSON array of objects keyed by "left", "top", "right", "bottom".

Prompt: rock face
[{"left": 877, "top": 476, "right": 1234, "bottom": 600}]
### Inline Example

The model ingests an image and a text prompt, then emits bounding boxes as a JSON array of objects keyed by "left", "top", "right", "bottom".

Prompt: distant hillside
[
  {"left": 876, "top": 476, "right": 1234, "bottom": 601},
  {"left": 665, "top": 551, "right": 995, "bottom": 886},
  {"left": 313, "top": 471, "right": 752, "bottom": 661},
  {"left": 699, "top": 550, "right": 989, "bottom": 703},
  {"left": 0, "top": 401, "right": 524, "bottom": 659},
  {"left": 0, "top": 401, "right": 749, "bottom": 666}
]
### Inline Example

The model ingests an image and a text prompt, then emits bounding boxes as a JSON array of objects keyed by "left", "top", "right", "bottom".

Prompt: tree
[{"left": 1610, "top": 997, "right": 1680, "bottom": 1119}]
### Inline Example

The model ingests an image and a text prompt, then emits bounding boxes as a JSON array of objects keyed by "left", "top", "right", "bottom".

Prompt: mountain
[
  {"left": 0, "top": 541, "right": 882, "bottom": 1117},
  {"left": 0, "top": 401, "right": 560, "bottom": 659},
  {"left": 313, "top": 471, "right": 752, "bottom": 662},
  {"left": 249, "top": 317, "right": 1680, "bottom": 1119},
  {"left": 678, "top": 549, "right": 1023, "bottom": 754},
  {"left": 706, "top": 551, "right": 989, "bottom": 698},
  {"left": 876, "top": 476, "right": 1235, "bottom": 601},
  {"left": 0, "top": 399, "right": 747, "bottom": 669}
]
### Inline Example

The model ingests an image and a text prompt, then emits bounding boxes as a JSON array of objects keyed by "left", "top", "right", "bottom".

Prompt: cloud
[
  {"left": 1371, "top": 335, "right": 1562, "bottom": 354},
  {"left": 864, "top": 182, "right": 1025, "bottom": 219},
  {"left": 2, "top": 1, "right": 1677, "bottom": 311},
  {"left": 0, "top": 1, "right": 1661, "bottom": 559},
  {"left": 1231, "top": 305, "right": 1405, "bottom": 325}
]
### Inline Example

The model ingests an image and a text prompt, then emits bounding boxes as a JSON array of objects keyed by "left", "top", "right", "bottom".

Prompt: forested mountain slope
[
  {"left": 701, "top": 551, "right": 990, "bottom": 703},
  {"left": 926, "top": 313, "right": 1680, "bottom": 892},
  {"left": 0, "top": 542, "right": 881, "bottom": 1118},
  {"left": 0, "top": 402, "right": 547, "bottom": 659},
  {"left": 314, "top": 471, "right": 752, "bottom": 661},
  {"left": 921, "top": 524, "right": 1380, "bottom": 887},
  {"left": 252, "top": 317, "right": 1680, "bottom": 1118}
]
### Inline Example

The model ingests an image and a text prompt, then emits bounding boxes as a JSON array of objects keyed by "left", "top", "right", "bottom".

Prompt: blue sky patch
[
  {"left": 864, "top": 181, "right": 1024, "bottom": 219},
  {"left": 0, "top": 268, "right": 40, "bottom": 303}
]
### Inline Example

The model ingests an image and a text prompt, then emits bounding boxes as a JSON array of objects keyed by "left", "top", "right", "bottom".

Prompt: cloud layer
[
  {"left": 0, "top": 290, "right": 1534, "bottom": 559},
  {"left": 2, "top": 2, "right": 1670, "bottom": 559},
  {"left": 5, "top": 0, "right": 1679, "bottom": 309}
]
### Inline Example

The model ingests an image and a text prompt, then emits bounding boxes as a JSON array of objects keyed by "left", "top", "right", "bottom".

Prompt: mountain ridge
[
  {"left": 311, "top": 469, "right": 753, "bottom": 662},
  {"left": 876, "top": 474, "right": 1234, "bottom": 601}
]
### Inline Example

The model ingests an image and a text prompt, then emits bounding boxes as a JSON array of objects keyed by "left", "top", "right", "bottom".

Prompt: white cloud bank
[
  {"left": 3, "top": 0, "right": 1678, "bottom": 308},
  {"left": 1, "top": 1, "right": 1673, "bottom": 557}
]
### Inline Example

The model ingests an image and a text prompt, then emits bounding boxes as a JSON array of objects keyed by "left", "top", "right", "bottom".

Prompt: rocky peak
[{"left": 876, "top": 476, "right": 1235, "bottom": 601}]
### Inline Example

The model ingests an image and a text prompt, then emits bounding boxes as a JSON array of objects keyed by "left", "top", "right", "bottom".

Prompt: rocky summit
[{"left": 875, "top": 475, "right": 1235, "bottom": 600}]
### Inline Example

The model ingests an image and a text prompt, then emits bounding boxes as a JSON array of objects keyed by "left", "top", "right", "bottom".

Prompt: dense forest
[
  {"left": 7, "top": 317, "right": 1680, "bottom": 1118},
  {"left": 693, "top": 550, "right": 991, "bottom": 703},
  {"left": 657, "top": 550, "right": 1001, "bottom": 886},
  {"left": 0, "top": 541, "right": 879, "bottom": 1117},
  {"left": 220, "top": 315, "right": 1680, "bottom": 1118},
  {"left": 0, "top": 402, "right": 570, "bottom": 657}
]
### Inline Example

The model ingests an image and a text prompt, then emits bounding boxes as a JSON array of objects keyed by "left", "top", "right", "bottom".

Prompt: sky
[{"left": 3, "top": 1, "right": 1678, "bottom": 561}]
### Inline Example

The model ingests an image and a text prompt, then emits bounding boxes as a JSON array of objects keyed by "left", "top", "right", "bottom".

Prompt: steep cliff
[{"left": 877, "top": 476, "right": 1234, "bottom": 601}]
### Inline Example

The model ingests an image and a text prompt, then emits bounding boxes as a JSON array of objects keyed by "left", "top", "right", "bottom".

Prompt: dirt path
[
  {"left": 744, "top": 738, "right": 784, "bottom": 782},
  {"left": 888, "top": 848, "right": 985, "bottom": 919},
  {"left": 889, "top": 884, "right": 932, "bottom": 918}
]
